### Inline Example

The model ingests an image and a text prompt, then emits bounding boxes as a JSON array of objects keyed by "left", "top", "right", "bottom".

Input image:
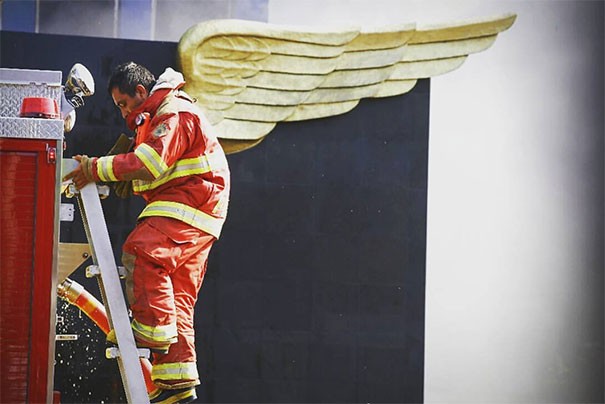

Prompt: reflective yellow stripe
[
  {"left": 139, "top": 201, "right": 224, "bottom": 238},
  {"left": 96, "top": 155, "right": 118, "bottom": 182},
  {"left": 131, "top": 318, "right": 177, "bottom": 342},
  {"left": 152, "top": 362, "right": 199, "bottom": 381},
  {"left": 132, "top": 155, "right": 212, "bottom": 192},
  {"left": 134, "top": 143, "right": 168, "bottom": 178},
  {"left": 212, "top": 195, "right": 228, "bottom": 215}
]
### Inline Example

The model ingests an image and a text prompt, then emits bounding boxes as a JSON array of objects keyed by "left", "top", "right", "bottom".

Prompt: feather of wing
[
  {"left": 345, "top": 23, "right": 416, "bottom": 51},
  {"left": 392, "top": 56, "right": 468, "bottom": 80},
  {"left": 409, "top": 13, "right": 516, "bottom": 44},
  {"left": 402, "top": 35, "right": 497, "bottom": 61},
  {"left": 219, "top": 138, "right": 265, "bottom": 154},
  {"left": 285, "top": 100, "right": 359, "bottom": 122},
  {"left": 337, "top": 46, "right": 409, "bottom": 70},
  {"left": 373, "top": 80, "right": 418, "bottom": 98},
  {"left": 222, "top": 104, "right": 298, "bottom": 122},
  {"left": 242, "top": 72, "right": 326, "bottom": 91},
  {"left": 321, "top": 65, "right": 396, "bottom": 88},
  {"left": 212, "top": 118, "right": 276, "bottom": 140}
]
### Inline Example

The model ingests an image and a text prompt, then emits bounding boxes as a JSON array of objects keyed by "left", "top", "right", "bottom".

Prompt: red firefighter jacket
[{"left": 91, "top": 70, "right": 230, "bottom": 238}]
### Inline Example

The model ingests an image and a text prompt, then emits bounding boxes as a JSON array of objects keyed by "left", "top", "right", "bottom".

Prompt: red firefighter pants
[{"left": 122, "top": 216, "right": 215, "bottom": 384}]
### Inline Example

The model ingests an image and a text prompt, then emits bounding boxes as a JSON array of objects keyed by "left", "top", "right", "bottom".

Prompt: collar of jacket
[
  {"left": 126, "top": 87, "right": 171, "bottom": 131},
  {"left": 126, "top": 68, "right": 187, "bottom": 130}
]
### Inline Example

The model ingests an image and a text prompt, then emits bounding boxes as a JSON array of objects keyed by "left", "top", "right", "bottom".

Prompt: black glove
[
  {"left": 113, "top": 180, "right": 134, "bottom": 198},
  {"left": 106, "top": 133, "right": 134, "bottom": 198},
  {"left": 107, "top": 133, "right": 134, "bottom": 155}
]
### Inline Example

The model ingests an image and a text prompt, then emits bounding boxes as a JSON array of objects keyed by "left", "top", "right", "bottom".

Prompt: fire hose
[{"left": 57, "top": 278, "right": 155, "bottom": 393}]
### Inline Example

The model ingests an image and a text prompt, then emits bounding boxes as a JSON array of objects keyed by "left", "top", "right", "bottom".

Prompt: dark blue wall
[{"left": 2, "top": 31, "right": 429, "bottom": 403}]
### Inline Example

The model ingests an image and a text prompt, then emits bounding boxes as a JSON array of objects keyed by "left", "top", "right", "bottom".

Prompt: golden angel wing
[{"left": 177, "top": 13, "right": 516, "bottom": 154}]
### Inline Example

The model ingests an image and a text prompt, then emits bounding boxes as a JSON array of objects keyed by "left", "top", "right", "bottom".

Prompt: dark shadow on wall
[{"left": 1, "top": 31, "right": 429, "bottom": 403}]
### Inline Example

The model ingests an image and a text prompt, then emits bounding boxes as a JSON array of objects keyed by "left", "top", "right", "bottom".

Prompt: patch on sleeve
[{"left": 152, "top": 122, "right": 169, "bottom": 138}]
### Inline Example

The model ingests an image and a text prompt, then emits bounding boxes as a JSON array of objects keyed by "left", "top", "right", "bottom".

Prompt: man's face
[{"left": 111, "top": 84, "right": 148, "bottom": 119}]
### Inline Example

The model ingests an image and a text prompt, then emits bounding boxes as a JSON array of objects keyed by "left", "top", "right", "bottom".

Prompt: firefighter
[{"left": 64, "top": 62, "right": 230, "bottom": 403}]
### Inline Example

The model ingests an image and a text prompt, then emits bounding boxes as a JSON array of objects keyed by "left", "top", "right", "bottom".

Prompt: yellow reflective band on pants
[
  {"left": 96, "top": 155, "right": 118, "bottom": 182},
  {"left": 138, "top": 201, "right": 224, "bottom": 238},
  {"left": 132, "top": 155, "right": 212, "bottom": 193},
  {"left": 131, "top": 318, "right": 177, "bottom": 343},
  {"left": 151, "top": 362, "right": 199, "bottom": 381},
  {"left": 135, "top": 143, "right": 168, "bottom": 178}
]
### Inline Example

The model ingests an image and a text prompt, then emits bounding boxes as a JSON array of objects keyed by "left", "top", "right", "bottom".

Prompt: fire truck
[{"left": 0, "top": 66, "right": 150, "bottom": 403}]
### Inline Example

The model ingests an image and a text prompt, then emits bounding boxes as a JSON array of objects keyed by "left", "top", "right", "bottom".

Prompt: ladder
[{"left": 64, "top": 159, "right": 150, "bottom": 404}]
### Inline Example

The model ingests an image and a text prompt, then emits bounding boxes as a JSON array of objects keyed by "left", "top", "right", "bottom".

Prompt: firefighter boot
[
  {"left": 148, "top": 386, "right": 197, "bottom": 404},
  {"left": 106, "top": 328, "right": 172, "bottom": 354}
]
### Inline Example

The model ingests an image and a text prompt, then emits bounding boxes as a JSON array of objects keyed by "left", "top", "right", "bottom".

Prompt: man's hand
[{"left": 62, "top": 155, "right": 96, "bottom": 189}]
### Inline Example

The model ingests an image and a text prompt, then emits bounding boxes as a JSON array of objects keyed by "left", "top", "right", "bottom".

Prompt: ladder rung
[
  {"left": 86, "top": 265, "right": 101, "bottom": 278},
  {"left": 86, "top": 264, "right": 126, "bottom": 278},
  {"left": 106, "top": 347, "right": 150, "bottom": 359}
]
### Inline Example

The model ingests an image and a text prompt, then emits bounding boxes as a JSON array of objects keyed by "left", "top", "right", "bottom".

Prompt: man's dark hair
[{"left": 107, "top": 62, "right": 155, "bottom": 96}]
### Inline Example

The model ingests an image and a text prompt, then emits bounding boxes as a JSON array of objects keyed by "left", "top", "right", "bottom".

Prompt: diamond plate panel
[
  {"left": 0, "top": 84, "right": 62, "bottom": 118},
  {"left": 0, "top": 117, "right": 63, "bottom": 140}
]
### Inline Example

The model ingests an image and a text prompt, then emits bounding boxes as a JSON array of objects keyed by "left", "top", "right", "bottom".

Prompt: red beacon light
[{"left": 20, "top": 97, "right": 60, "bottom": 119}]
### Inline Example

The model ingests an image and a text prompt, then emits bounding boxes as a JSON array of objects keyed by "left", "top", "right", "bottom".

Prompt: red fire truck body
[{"left": 0, "top": 68, "right": 63, "bottom": 403}]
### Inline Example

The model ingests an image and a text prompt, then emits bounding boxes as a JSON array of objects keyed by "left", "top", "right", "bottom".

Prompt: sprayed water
[{"left": 54, "top": 300, "right": 126, "bottom": 403}]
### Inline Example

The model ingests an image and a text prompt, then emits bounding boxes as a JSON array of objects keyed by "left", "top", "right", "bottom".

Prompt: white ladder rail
[{"left": 76, "top": 181, "right": 149, "bottom": 404}]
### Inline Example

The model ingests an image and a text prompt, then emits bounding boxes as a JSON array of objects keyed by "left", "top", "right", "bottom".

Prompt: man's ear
[{"left": 135, "top": 84, "right": 148, "bottom": 99}]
